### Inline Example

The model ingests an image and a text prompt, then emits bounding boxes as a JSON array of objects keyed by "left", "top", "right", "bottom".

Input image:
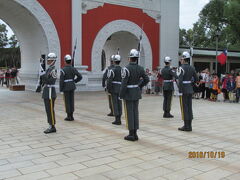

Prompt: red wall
[
  {"left": 37, "top": 0, "right": 72, "bottom": 67},
  {"left": 82, "top": 3, "right": 160, "bottom": 71}
]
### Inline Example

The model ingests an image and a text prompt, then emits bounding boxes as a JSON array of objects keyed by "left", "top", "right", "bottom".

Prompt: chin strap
[{"left": 47, "top": 60, "right": 56, "bottom": 69}]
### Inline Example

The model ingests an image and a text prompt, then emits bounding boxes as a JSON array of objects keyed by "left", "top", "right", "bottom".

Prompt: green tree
[
  {"left": 195, "top": 0, "right": 228, "bottom": 49},
  {"left": 0, "top": 22, "right": 21, "bottom": 68},
  {"left": 8, "top": 34, "right": 19, "bottom": 48},
  {"left": 224, "top": 0, "right": 240, "bottom": 49},
  {"left": 199, "top": 0, "right": 227, "bottom": 32},
  {"left": 0, "top": 23, "right": 8, "bottom": 48},
  {"left": 180, "top": 0, "right": 240, "bottom": 51}
]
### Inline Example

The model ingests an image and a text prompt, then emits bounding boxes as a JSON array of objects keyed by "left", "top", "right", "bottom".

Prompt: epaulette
[{"left": 121, "top": 67, "right": 130, "bottom": 78}]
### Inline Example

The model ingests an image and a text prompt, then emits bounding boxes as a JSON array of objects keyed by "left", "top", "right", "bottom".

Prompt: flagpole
[
  {"left": 215, "top": 33, "right": 219, "bottom": 75},
  {"left": 215, "top": 29, "right": 221, "bottom": 75},
  {"left": 138, "top": 23, "right": 144, "bottom": 65},
  {"left": 72, "top": 38, "right": 77, "bottom": 67},
  {"left": 226, "top": 43, "right": 230, "bottom": 73}
]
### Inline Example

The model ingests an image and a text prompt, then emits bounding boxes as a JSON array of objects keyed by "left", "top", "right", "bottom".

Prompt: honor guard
[
  {"left": 60, "top": 55, "right": 82, "bottom": 121},
  {"left": 178, "top": 51, "right": 198, "bottom": 131},
  {"left": 107, "top": 55, "right": 122, "bottom": 125},
  {"left": 102, "top": 55, "right": 115, "bottom": 116},
  {"left": 120, "top": 49, "right": 149, "bottom": 141},
  {"left": 161, "top": 56, "right": 177, "bottom": 118},
  {"left": 41, "top": 53, "right": 58, "bottom": 134}
]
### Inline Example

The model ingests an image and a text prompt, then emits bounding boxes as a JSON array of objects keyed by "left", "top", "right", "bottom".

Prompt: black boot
[
  {"left": 64, "top": 113, "right": 72, "bottom": 121},
  {"left": 44, "top": 125, "right": 56, "bottom": 134},
  {"left": 178, "top": 120, "right": 192, "bottom": 131},
  {"left": 163, "top": 111, "right": 167, "bottom": 118},
  {"left": 124, "top": 130, "right": 135, "bottom": 141},
  {"left": 178, "top": 126, "right": 186, "bottom": 131},
  {"left": 112, "top": 116, "right": 121, "bottom": 125},
  {"left": 70, "top": 112, "right": 74, "bottom": 121},
  {"left": 166, "top": 112, "right": 174, "bottom": 118},
  {"left": 134, "top": 129, "right": 138, "bottom": 141},
  {"left": 187, "top": 119, "right": 192, "bottom": 131},
  {"left": 163, "top": 112, "right": 174, "bottom": 118},
  {"left": 107, "top": 111, "right": 114, "bottom": 116},
  {"left": 179, "top": 127, "right": 192, "bottom": 131}
]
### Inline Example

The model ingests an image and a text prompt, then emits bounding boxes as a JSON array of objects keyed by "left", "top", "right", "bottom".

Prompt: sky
[
  {"left": 1, "top": 0, "right": 210, "bottom": 38},
  {"left": 180, "top": 0, "right": 210, "bottom": 30},
  {"left": 0, "top": 19, "right": 14, "bottom": 38}
]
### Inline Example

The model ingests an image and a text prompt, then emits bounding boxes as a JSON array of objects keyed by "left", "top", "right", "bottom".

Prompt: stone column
[{"left": 72, "top": 0, "right": 88, "bottom": 90}]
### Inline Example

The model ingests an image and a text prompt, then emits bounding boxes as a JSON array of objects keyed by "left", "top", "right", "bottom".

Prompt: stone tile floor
[{"left": 0, "top": 87, "right": 239, "bottom": 180}]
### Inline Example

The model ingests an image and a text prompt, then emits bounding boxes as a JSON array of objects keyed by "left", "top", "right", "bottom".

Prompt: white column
[
  {"left": 72, "top": 0, "right": 82, "bottom": 66},
  {"left": 160, "top": 0, "right": 180, "bottom": 68},
  {"left": 72, "top": 0, "right": 89, "bottom": 90}
]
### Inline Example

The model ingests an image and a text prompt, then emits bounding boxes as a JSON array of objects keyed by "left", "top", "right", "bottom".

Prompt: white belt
[
  {"left": 183, "top": 81, "right": 192, "bottom": 84},
  {"left": 64, "top": 79, "right": 73, "bottom": 82},
  {"left": 164, "top": 80, "right": 173, "bottom": 82},
  {"left": 127, "top": 85, "right": 138, "bottom": 88},
  {"left": 112, "top": 81, "right": 121, "bottom": 84},
  {"left": 45, "top": 85, "right": 56, "bottom": 88}
]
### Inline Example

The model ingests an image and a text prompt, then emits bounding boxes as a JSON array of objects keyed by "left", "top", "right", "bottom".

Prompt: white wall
[{"left": 160, "top": 0, "right": 180, "bottom": 67}]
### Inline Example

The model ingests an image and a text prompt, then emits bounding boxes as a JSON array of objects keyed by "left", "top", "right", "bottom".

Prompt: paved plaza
[{"left": 0, "top": 87, "right": 240, "bottom": 180}]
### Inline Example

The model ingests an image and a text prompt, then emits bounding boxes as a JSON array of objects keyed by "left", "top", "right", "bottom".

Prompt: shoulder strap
[{"left": 60, "top": 68, "right": 66, "bottom": 76}]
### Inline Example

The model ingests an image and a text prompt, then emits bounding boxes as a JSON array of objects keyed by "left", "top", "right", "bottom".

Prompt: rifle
[
  {"left": 137, "top": 24, "right": 144, "bottom": 65},
  {"left": 117, "top": 48, "right": 120, "bottom": 55},
  {"left": 72, "top": 38, "right": 77, "bottom": 67},
  {"left": 36, "top": 54, "right": 46, "bottom": 92}
]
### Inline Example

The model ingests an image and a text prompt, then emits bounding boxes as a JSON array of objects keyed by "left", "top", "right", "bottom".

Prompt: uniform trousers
[
  {"left": 44, "top": 98, "right": 56, "bottom": 125},
  {"left": 64, "top": 91, "right": 75, "bottom": 114},
  {"left": 108, "top": 94, "right": 114, "bottom": 113},
  {"left": 179, "top": 94, "right": 193, "bottom": 128},
  {"left": 124, "top": 100, "right": 139, "bottom": 130},
  {"left": 111, "top": 93, "right": 122, "bottom": 117},
  {"left": 163, "top": 90, "right": 173, "bottom": 113}
]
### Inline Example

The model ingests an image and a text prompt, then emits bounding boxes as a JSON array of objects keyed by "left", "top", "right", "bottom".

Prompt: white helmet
[
  {"left": 164, "top": 56, "right": 172, "bottom": 63},
  {"left": 114, "top": 54, "right": 121, "bottom": 61},
  {"left": 47, "top": 53, "right": 57, "bottom": 61},
  {"left": 182, "top": 51, "right": 190, "bottom": 59},
  {"left": 129, "top": 49, "right": 139, "bottom": 58},
  {"left": 64, "top": 54, "right": 72, "bottom": 61},
  {"left": 110, "top": 55, "right": 115, "bottom": 61}
]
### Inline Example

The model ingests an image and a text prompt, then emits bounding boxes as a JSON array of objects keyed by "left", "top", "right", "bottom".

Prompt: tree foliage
[
  {"left": 0, "top": 21, "right": 20, "bottom": 68},
  {"left": 8, "top": 35, "right": 19, "bottom": 48},
  {"left": 0, "top": 23, "right": 8, "bottom": 48},
  {"left": 0, "top": 48, "right": 21, "bottom": 68},
  {"left": 180, "top": 0, "right": 240, "bottom": 51}
]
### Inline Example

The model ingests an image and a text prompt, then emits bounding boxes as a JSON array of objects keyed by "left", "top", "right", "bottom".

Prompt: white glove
[
  {"left": 39, "top": 71, "right": 45, "bottom": 76},
  {"left": 178, "top": 93, "right": 183, "bottom": 96}
]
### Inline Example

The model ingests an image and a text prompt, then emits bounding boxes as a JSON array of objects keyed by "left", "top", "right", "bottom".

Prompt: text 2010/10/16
[{"left": 188, "top": 151, "right": 225, "bottom": 158}]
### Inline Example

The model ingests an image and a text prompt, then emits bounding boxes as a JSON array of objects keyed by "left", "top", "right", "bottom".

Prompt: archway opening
[
  {"left": 0, "top": 0, "right": 48, "bottom": 75},
  {"left": 91, "top": 20, "right": 152, "bottom": 74},
  {"left": 102, "top": 31, "right": 145, "bottom": 69},
  {"left": 0, "top": 19, "right": 21, "bottom": 69},
  {"left": 0, "top": 0, "right": 60, "bottom": 90}
]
